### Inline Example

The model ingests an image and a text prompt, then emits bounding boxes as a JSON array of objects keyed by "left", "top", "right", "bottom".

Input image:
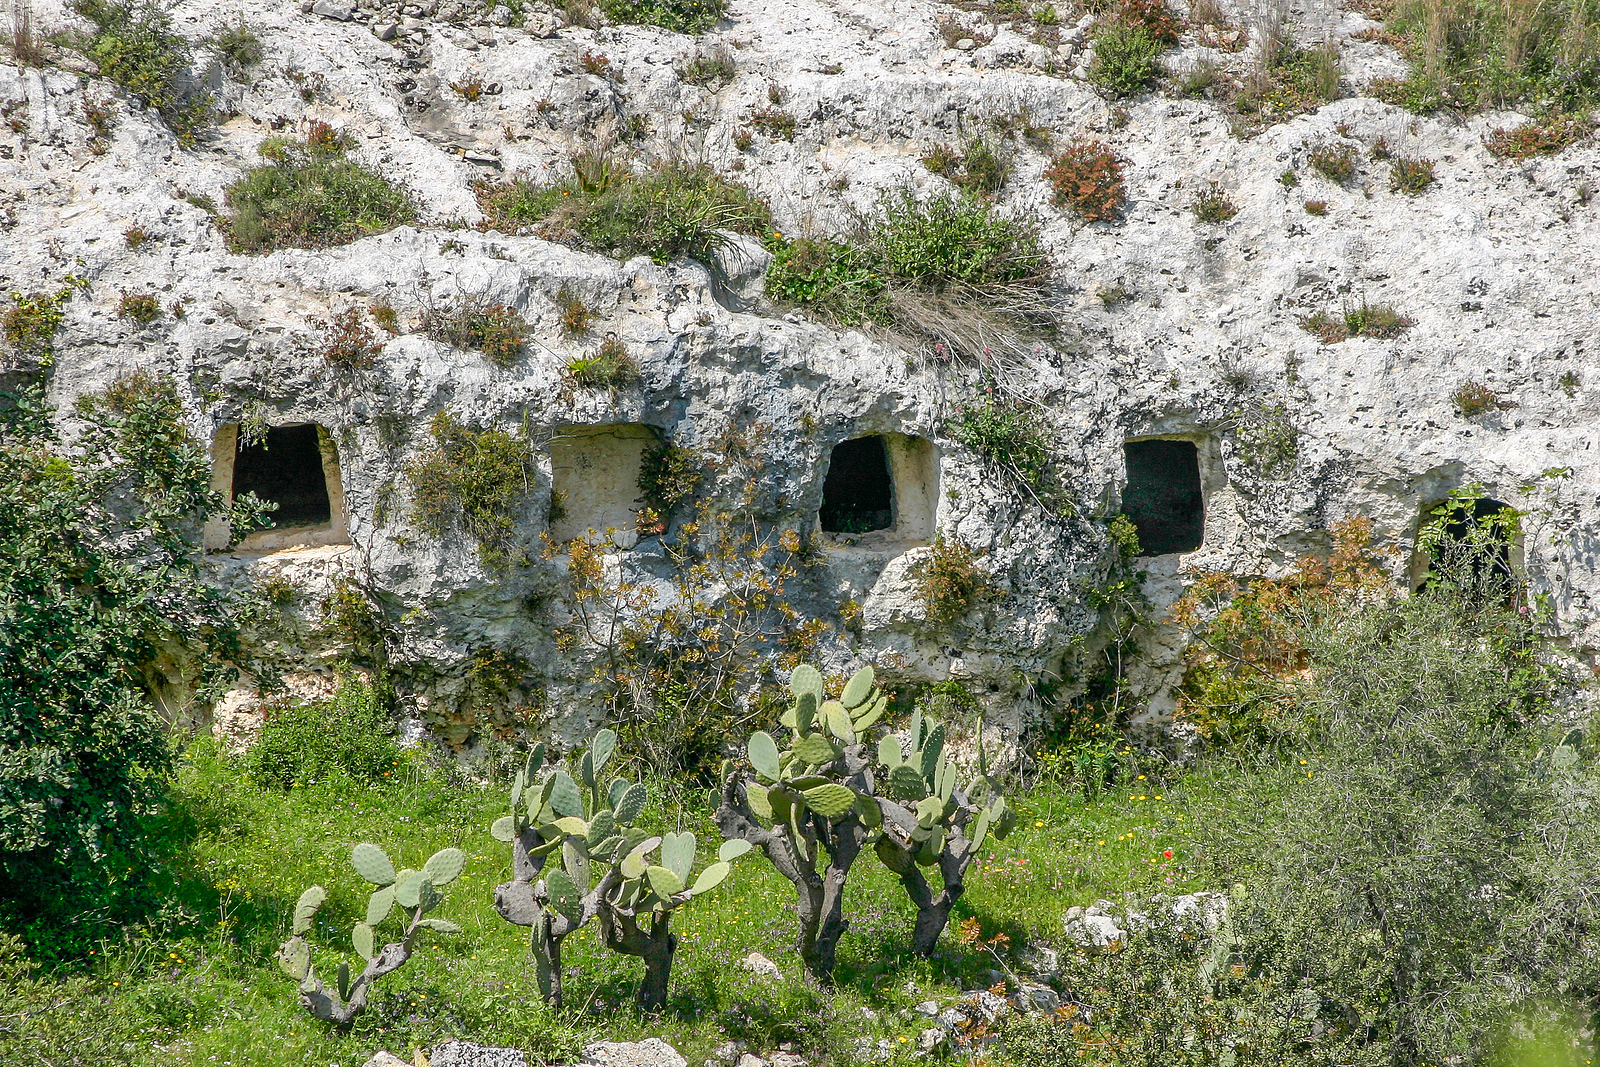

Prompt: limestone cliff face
[{"left": 4, "top": 0, "right": 1598, "bottom": 745}]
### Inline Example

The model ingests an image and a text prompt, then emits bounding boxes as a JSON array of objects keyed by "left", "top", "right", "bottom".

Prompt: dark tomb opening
[
  {"left": 1416, "top": 496, "right": 1515, "bottom": 598},
  {"left": 232, "top": 423, "right": 332, "bottom": 528},
  {"left": 1122, "top": 439, "right": 1204, "bottom": 555},
  {"left": 821, "top": 435, "right": 893, "bottom": 534}
]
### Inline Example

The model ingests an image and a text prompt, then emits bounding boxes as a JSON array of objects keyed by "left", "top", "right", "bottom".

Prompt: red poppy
[{"left": 1162, "top": 850, "right": 1174, "bottom": 859}]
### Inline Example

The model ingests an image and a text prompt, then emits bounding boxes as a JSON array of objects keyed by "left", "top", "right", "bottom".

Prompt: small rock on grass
[
  {"left": 427, "top": 1041, "right": 528, "bottom": 1067},
  {"left": 361, "top": 1053, "right": 410, "bottom": 1067},
  {"left": 581, "top": 1039, "right": 689, "bottom": 1067},
  {"left": 741, "top": 951, "right": 781, "bottom": 978}
]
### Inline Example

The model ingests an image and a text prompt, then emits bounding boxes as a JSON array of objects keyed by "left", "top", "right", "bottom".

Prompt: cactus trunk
[{"left": 598, "top": 896, "right": 678, "bottom": 1011}]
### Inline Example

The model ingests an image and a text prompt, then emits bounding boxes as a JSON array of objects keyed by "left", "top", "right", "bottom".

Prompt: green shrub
[
  {"left": 1390, "top": 156, "right": 1435, "bottom": 194},
  {"left": 0, "top": 373, "right": 263, "bottom": 938},
  {"left": 1043, "top": 139, "right": 1125, "bottom": 221},
  {"left": 407, "top": 412, "right": 535, "bottom": 561},
  {"left": 318, "top": 307, "right": 384, "bottom": 369},
  {"left": 563, "top": 335, "right": 638, "bottom": 387},
  {"left": 677, "top": 43, "right": 736, "bottom": 86},
  {"left": 211, "top": 20, "right": 262, "bottom": 77},
  {"left": 1307, "top": 141, "right": 1356, "bottom": 181},
  {"left": 554, "top": 285, "right": 593, "bottom": 336},
  {"left": 1190, "top": 181, "right": 1238, "bottom": 222},
  {"left": 763, "top": 235, "right": 886, "bottom": 326},
  {"left": 422, "top": 297, "right": 527, "bottom": 367},
  {"left": 116, "top": 291, "right": 160, "bottom": 324},
  {"left": 1484, "top": 116, "right": 1593, "bottom": 157},
  {"left": 1088, "top": 23, "right": 1164, "bottom": 96},
  {"left": 922, "top": 136, "right": 1012, "bottom": 196},
  {"left": 1453, "top": 379, "right": 1504, "bottom": 417},
  {"left": 474, "top": 160, "right": 769, "bottom": 265},
  {"left": 637, "top": 439, "right": 699, "bottom": 521},
  {"left": 873, "top": 190, "right": 1044, "bottom": 287},
  {"left": 749, "top": 105, "right": 798, "bottom": 141},
  {"left": 2, "top": 285, "right": 76, "bottom": 363},
  {"left": 224, "top": 124, "right": 416, "bottom": 253},
  {"left": 71, "top": 0, "right": 209, "bottom": 143},
  {"left": 247, "top": 674, "right": 399, "bottom": 789},
  {"left": 912, "top": 536, "right": 994, "bottom": 626},
  {"left": 1117, "top": 0, "right": 1183, "bottom": 43},
  {"left": 598, "top": 0, "right": 724, "bottom": 33},
  {"left": 1342, "top": 300, "right": 1413, "bottom": 338}
]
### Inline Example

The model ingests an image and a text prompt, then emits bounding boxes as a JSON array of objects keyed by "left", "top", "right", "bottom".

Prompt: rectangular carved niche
[
  {"left": 1122, "top": 438, "right": 1204, "bottom": 556},
  {"left": 549, "top": 424, "right": 656, "bottom": 547},
  {"left": 821, "top": 433, "right": 938, "bottom": 546},
  {"left": 203, "top": 423, "right": 349, "bottom": 551}
]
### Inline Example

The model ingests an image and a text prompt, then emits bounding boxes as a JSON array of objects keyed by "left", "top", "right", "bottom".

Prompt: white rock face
[
  {"left": 6, "top": 0, "right": 1599, "bottom": 741},
  {"left": 581, "top": 1038, "right": 690, "bottom": 1067}
]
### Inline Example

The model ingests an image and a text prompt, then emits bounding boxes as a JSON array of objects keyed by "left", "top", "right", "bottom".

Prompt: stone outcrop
[{"left": 4, "top": 0, "right": 1598, "bottom": 746}]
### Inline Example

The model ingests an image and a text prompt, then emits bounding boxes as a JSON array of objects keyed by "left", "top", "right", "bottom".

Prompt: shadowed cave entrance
[
  {"left": 232, "top": 424, "right": 332, "bottom": 528},
  {"left": 1122, "top": 439, "right": 1204, "bottom": 556},
  {"left": 821, "top": 435, "right": 894, "bottom": 534}
]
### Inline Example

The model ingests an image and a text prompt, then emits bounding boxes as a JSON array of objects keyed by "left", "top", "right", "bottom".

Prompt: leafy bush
[
  {"left": 677, "top": 43, "right": 736, "bottom": 86},
  {"left": 407, "top": 412, "right": 535, "bottom": 562},
  {"left": 1307, "top": 141, "right": 1356, "bottom": 181},
  {"left": 922, "top": 136, "right": 1011, "bottom": 196},
  {"left": 116, "top": 291, "right": 160, "bottom": 324},
  {"left": 475, "top": 160, "right": 769, "bottom": 266},
  {"left": 554, "top": 285, "right": 593, "bottom": 336},
  {"left": 211, "top": 20, "right": 262, "bottom": 77},
  {"left": 1190, "top": 181, "right": 1238, "bottom": 222},
  {"left": 637, "top": 439, "right": 700, "bottom": 522},
  {"left": 763, "top": 236, "right": 886, "bottom": 327},
  {"left": 1117, "top": 0, "right": 1183, "bottom": 43},
  {"left": 225, "top": 124, "right": 416, "bottom": 253},
  {"left": 749, "top": 105, "right": 798, "bottom": 141},
  {"left": 71, "top": 0, "right": 209, "bottom": 142},
  {"left": 0, "top": 374, "right": 263, "bottom": 937},
  {"left": 955, "top": 392, "right": 1057, "bottom": 506},
  {"left": 874, "top": 190, "right": 1044, "bottom": 287},
  {"left": 1088, "top": 23, "right": 1164, "bottom": 96},
  {"left": 1453, "top": 379, "right": 1505, "bottom": 417},
  {"left": 1299, "top": 301, "right": 1413, "bottom": 343},
  {"left": 422, "top": 297, "right": 527, "bottom": 367},
  {"left": 1390, "top": 156, "right": 1436, "bottom": 194},
  {"left": 247, "top": 674, "right": 399, "bottom": 789},
  {"left": 598, "top": 0, "right": 724, "bottom": 34},
  {"left": 563, "top": 336, "right": 638, "bottom": 387},
  {"left": 1044, "top": 139, "right": 1125, "bottom": 222},
  {"left": 2, "top": 284, "right": 76, "bottom": 364},
  {"left": 318, "top": 307, "right": 384, "bottom": 369},
  {"left": 912, "top": 536, "right": 995, "bottom": 626}
]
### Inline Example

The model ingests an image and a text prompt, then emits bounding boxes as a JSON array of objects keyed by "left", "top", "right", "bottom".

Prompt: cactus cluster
[
  {"left": 717, "top": 663, "right": 1014, "bottom": 979},
  {"left": 491, "top": 729, "right": 744, "bottom": 1010},
  {"left": 277, "top": 843, "right": 466, "bottom": 1026}
]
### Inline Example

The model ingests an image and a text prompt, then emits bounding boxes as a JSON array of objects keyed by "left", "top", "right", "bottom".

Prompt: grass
[
  {"left": 225, "top": 125, "right": 416, "bottom": 253},
  {"left": 473, "top": 160, "right": 769, "bottom": 266},
  {"left": 597, "top": 0, "right": 724, "bottom": 34},
  {"left": 0, "top": 738, "right": 1194, "bottom": 1066}
]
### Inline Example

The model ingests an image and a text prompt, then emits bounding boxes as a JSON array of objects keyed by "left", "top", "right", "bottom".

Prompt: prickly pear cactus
[
  {"left": 491, "top": 729, "right": 744, "bottom": 1009},
  {"left": 277, "top": 842, "right": 465, "bottom": 1027}
]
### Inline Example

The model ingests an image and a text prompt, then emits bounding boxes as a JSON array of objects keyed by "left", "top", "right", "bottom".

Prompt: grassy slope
[{"left": 4, "top": 740, "right": 1205, "bottom": 1067}]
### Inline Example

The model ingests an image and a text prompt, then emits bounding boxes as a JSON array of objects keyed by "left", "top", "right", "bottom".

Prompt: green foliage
[
  {"left": 910, "top": 536, "right": 994, "bottom": 627},
  {"left": 0, "top": 374, "right": 262, "bottom": 933},
  {"left": 598, "top": 0, "right": 725, "bottom": 34},
  {"left": 71, "top": 0, "right": 209, "bottom": 143},
  {"left": 554, "top": 285, "right": 593, "bottom": 336},
  {"left": 1376, "top": 0, "right": 1600, "bottom": 113},
  {"left": 2, "top": 284, "right": 77, "bottom": 364},
  {"left": 117, "top": 291, "right": 161, "bottom": 324},
  {"left": 318, "top": 307, "right": 384, "bottom": 370},
  {"left": 1088, "top": 23, "right": 1164, "bottom": 96},
  {"left": 1453, "top": 379, "right": 1505, "bottom": 417},
  {"left": 279, "top": 842, "right": 466, "bottom": 1026},
  {"left": 224, "top": 126, "right": 416, "bottom": 253},
  {"left": 211, "top": 20, "right": 263, "bottom": 76},
  {"left": 247, "top": 674, "right": 399, "bottom": 790},
  {"left": 677, "top": 43, "right": 736, "bottom": 87},
  {"left": 921, "top": 136, "right": 1012, "bottom": 196},
  {"left": 406, "top": 412, "right": 534, "bottom": 563},
  {"left": 491, "top": 733, "right": 745, "bottom": 1010},
  {"left": 954, "top": 392, "right": 1059, "bottom": 508},
  {"left": 1389, "top": 156, "right": 1435, "bottom": 194},
  {"left": 1484, "top": 116, "right": 1594, "bottom": 157},
  {"left": 1307, "top": 141, "right": 1357, "bottom": 182},
  {"left": 563, "top": 336, "right": 638, "bottom": 387},
  {"left": 749, "top": 106, "right": 798, "bottom": 141},
  {"left": 474, "top": 160, "right": 770, "bottom": 266},
  {"left": 1232, "top": 400, "right": 1299, "bottom": 479},
  {"left": 637, "top": 439, "right": 700, "bottom": 523},
  {"left": 1300, "top": 301, "right": 1414, "bottom": 343},
  {"left": 1190, "top": 181, "right": 1238, "bottom": 222},
  {"left": 873, "top": 189, "right": 1044, "bottom": 287},
  {"left": 422, "top": 297, "right": 527, "bottom": 367},
  {"left": 763, "top": 235, "right": 887, "bottom": 328}
]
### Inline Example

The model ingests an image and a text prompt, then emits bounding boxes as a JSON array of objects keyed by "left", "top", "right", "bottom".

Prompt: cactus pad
[
  {"left": 890, "top": 763, "right": 929, "bottom": 799},
  {"left": 293, "top": 885, "right": 326, "bottom": 935},
  {"left": 366, "top": 885, "right": 396, "bottom": 927},
  {"left": 547, "top": 771, "right": 583, "bottom": 817},
  {"left": 646, "top": 864, "right": 685, "bottom": 898},
  {"left": 802, "top": 783, "right": 857, "bottom": 819},
  {"left": 748, "top": 731, "right": 781, "bottom": 780},
  {"left": 545, "top": 868, "right": 583, "bottom": 923},
  {"left": 616, "top": 782, "right": 648, "bottom": 824},
  {"left": 276, "top": 936, "right": 311, "bottom": 980},
  {"left": 792, "top": 732, "right": 840, "bottom": 766},
  {"left": 590, "top": 728, "right": 617, "bottom": 776},
  {"left": 718, "top": 838, "right": 753, "bottom": 862},
  {"left": 789, "top": 663, "right": 824, "bottom": 702},
  {"left": 841, "top": 665, "right": 875, "bottom": 709},
  {"left": 822, "top": 700, "right": 855, "bottom": 743},
  {"left": 661, "top": 831, "right": 696, "bottom": 883},
  {"left": 690, "top": 860, "right": 731, "bottom": 896},
  {"left": 351, "top": 843, "right": 396, "bottom": 886},
  {"left": 353, "top": 921, "right": 375, "bottom": 961},
  {"left": 421, "top": 847, "right": 467, "bottom": 888}
]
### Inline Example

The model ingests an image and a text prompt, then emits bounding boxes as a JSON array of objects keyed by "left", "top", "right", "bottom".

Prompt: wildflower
[{"left": 1163, "top": 850, "right": 1173, "bottom": 858}]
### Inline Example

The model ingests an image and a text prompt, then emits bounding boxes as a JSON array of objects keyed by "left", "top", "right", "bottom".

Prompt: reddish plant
[{"left": 1044, "top": 139, "right": 1126, "bottom": 222}]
